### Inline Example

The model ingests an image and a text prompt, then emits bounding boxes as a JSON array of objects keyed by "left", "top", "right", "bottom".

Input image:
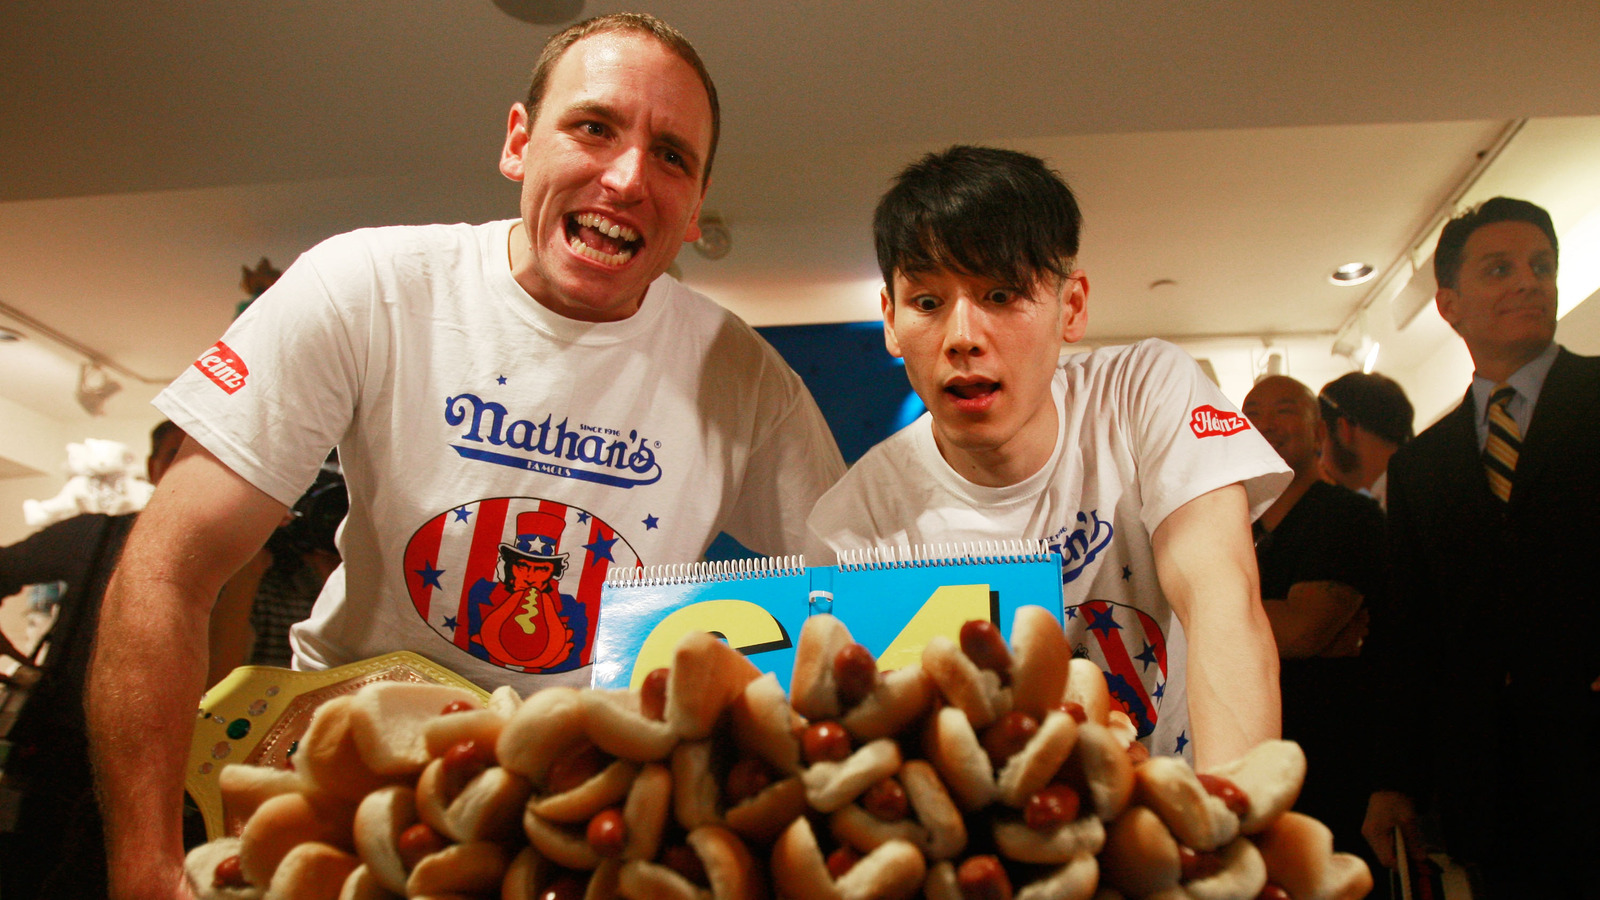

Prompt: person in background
[
  {"left": 1316, "top": 371, "right": 1413, "bottom": 509},
  {"left": 1242, "top": 374, "right": 1387, "bottom": 894},
  {"left": 1363, "top": 197, "right": 1600, "bottom": 896},
  {"left": 245, "top": 455, "right": 345, "bottom": 669},
  {"left": 808, "top": 145, "right": 1291, "bottom": 769},
  {"left": 89, "top": 14, "right": 843, "bottom": 900},
  {"left": 0, "top": 422, "right": 180, "bottom": 899}
]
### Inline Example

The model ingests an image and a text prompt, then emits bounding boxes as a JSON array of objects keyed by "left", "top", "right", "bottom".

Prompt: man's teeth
[
  {"left": 568, "top": 235, "right": 634, "bottom": 265},
  {"left": 574, "top": 212, "right": 640, "bottom": 243}
]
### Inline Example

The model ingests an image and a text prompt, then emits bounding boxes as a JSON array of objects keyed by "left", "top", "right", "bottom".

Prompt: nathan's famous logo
[
  {"left": 444, "top": 394, "right": 661, "bottom": 489},
  {"left": 1065, "top": 599, "right": 1168, "bottom": 741},
  {"left": 404, "top": 497, "right": 641, "bottom": 674},
  {"left": 1048, "top": 509, "right": 1113, "bottom": 585},
  {"left": 1189, "top": 404, "right": 1250, "bottom": 439},
  {"left": 195, "top": 341, "right": 248, "bottom": 394}
]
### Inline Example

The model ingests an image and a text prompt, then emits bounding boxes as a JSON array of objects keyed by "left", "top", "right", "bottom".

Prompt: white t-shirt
[
  {"left": 809, "top": 340, "right": 1290, "bottom": 759},
  {"left": 158, "top": 220, "right": 844, "bottom": 692}
]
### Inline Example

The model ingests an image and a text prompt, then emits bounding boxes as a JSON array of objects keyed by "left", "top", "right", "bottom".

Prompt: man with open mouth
[
  {"left": 88, "top": 14, "right": 844, "bottom": 900},
  {"left": 808, "top": 145, "right": 1291, "bottom": 772}
]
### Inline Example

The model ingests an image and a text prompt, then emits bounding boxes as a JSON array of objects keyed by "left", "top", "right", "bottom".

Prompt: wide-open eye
[
  {"left": 984, "top": 288, "right": 1015, "bottom": 305},
  {"left": 909, "top": 294, "right": 941, "bottom": 313}
]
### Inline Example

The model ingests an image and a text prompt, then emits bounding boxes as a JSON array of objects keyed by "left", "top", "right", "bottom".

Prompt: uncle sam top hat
[{"left": 498, "top": 509, "right": 570, "bottom": 578}]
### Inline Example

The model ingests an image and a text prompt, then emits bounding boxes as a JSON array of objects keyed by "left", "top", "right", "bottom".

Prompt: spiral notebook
[{"left": 591, "top": 540, "right": 1062, "bottom": 692}]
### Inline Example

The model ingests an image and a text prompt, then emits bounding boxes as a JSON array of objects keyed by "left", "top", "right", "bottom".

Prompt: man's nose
[
  {"left": 945, "top": 296, "right": 984, "bottom": 356},
  {"left": 600, "top": 146, "right": 647, "bottom": 199}
]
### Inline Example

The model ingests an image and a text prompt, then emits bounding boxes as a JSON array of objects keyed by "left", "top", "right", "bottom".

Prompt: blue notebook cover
[{"left": 591, "top": 541, "right": 1063, "bottom": 692}]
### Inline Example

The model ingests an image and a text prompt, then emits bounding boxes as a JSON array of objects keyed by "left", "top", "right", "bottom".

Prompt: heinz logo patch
[
  {"left": 195, "top": 341, "right": 248, "bottom": 394},
  {"left": 1189, "top": 405, "right": 1249, "bottom": 438}
]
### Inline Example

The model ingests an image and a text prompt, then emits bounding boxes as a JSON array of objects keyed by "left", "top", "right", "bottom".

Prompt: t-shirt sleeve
[
  {"left": 1122, "top": 340, "right": 1291, "bottom": 535},
  {"left": 719, "top": 355, "right": 846, "bottom": 559},
  {"left": 154, "top": 235, "right": 369, "bottom": 508}
]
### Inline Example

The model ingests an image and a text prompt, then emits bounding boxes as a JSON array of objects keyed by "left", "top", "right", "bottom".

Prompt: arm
[
  {"left": 1152, "top": 483, "right": 1280, "bottom": 769},
  {"left": 206, "top": 547, "right": 270, "bottom": 686},
  {"left": 86, "top": 441, "right": 288, "bottom": 900},
  {"left": 1262, "top": 580, "right": 1365, "bottom": 658}
]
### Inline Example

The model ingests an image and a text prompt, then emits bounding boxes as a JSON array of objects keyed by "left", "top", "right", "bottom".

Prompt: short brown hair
[{"left": 524, "top": 12, "right": 720, "bottom": 182}]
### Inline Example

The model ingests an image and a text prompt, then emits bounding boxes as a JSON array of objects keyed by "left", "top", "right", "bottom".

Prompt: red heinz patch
[
  {"left": 194, "top": 341, "right": 249, "bottom": 394},
  {"left": 1189, "top": 404, "right": 1249, "bottom": 438}
]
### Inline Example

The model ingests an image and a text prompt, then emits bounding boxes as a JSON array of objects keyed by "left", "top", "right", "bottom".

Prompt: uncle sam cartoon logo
[
  {"left": 404, "top": 497, "right": 641, "bottom": 673},
  {"left": 1065, "top": 599, "right": 1168, "bottom": 738}
]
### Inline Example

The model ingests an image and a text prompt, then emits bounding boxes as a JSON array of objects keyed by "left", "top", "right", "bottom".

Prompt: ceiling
[{"left": 2, "top": 1, "right": 1600, "bottom": 459}]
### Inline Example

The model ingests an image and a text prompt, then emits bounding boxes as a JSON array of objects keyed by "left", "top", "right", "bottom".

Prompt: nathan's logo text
[
  {"left": 1189, "top": 405, "right": 1249, "bottom": 438},
  {"left": 195, "top": 341, "right": 248, "bottom": 394},
  {"left": 1050, "top": 509, "right": 1114, "bottom": 585},
  {"left": 444, "top": 393, "right": 662, "bottom": 489}
]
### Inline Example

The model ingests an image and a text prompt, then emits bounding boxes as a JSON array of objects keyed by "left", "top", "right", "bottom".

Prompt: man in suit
[{"left": 1362, "top": 197, "right": 1600, "bottom": 896}]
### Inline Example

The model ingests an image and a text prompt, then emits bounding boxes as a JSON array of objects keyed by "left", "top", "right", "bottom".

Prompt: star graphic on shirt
[
  {"left": 584, "top": 536, "right": 618, "bottom": 564},
  {"left": 442, "top": 616, "right": 458, "bottom": 632},
  {"left": 1065, "top": 606, "right": 1078, "bottom": 620},
  {"left": 643, "top": 514, "right": 660, "bottom": 530},
  {"left": 1174, "top": 730, "right": 1189, "bottom": 755},
  {"left": 496, "top": 375, "right": 507, "bottom": 385},
  {"left": 452, "top": 506, "right": 472, "bottom": 523},
  {"left": 415, "top": 560, "right": 445, "bottom": 590},
  {"left": 575, "top": 511, "right": 591, "bottom": 524},
  {"left": 1086, "top": 605, "right": 1121, "bottom": 638},
  {"left": 1134, "top": 641, "right": 1159, "bottom": 672},
  {"left": 1121, "top": 564, "right": 1132, "bottom": 581},
  {"left": 1153, "top": 680, "right": 1166, "bottom": 702}
]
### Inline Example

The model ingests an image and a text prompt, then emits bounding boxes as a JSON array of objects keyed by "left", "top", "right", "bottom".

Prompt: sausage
[{"left": 956, "top": 855, "right": 1014, "bottom": 900}]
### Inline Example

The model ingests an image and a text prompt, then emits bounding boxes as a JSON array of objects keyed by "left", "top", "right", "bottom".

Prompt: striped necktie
[{"left": 1483, "top": 383, "right": 1520, "bottom": 503}]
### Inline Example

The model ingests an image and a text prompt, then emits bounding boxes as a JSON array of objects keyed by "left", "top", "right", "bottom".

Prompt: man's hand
[{"left": 1362, "top": 789, "right": 1425, "bottom": 869}]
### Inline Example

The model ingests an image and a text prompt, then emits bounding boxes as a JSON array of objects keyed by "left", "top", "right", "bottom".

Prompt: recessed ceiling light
[
  {"left": 1329, "top": 262, "right": 1375, "bottom": 286},
  {"left": 493, "top": 0, "right": 584, "bottom": 25}
]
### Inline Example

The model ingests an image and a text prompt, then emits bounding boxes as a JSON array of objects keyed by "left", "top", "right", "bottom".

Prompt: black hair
[
  {"left": 1318, "top": 372, "right": 1414, "bottom": 446},
  {"left": 1433, "top": 196, "right": 1558, "bottom": 290},
  {"left": 150, "top": 419, "right": 182, "bottom": 452},
  {"left": 874, "top": 146, "right": 1082, "bottom": 297}
]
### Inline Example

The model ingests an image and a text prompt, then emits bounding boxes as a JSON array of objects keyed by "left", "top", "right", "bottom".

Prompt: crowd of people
[{"left": 0, "top": 12, "right": 1591, "bottom": 900}]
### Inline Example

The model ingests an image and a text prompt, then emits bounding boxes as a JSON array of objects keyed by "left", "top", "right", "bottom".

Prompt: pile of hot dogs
[{"left": 185, "top": 606, "right": 1372, "bottom": 899}]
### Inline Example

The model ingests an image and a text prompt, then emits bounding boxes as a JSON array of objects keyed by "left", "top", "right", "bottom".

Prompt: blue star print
[
  {"left": 584, "top": 535, "right": 618, "bottom": 564},
  {"left": 1086, "top": 605, "right": 1122, "bottom": 638},
  {"left": 452, "top": 507, "right": 472, "bottom": 523},
  {"left": 1134, "top": 641, "right": 1159, "bottom": 672},
  {"left": 415, "top": 561, "right": 445, "bottom": 590},
  {"left": 643, "top": 514, "right": 659, "bottom": 530}
]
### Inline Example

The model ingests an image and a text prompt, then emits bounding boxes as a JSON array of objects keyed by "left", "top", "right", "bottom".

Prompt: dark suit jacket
[{"left": 1371, "top": 346, "right": 1600, "bottom": 874}]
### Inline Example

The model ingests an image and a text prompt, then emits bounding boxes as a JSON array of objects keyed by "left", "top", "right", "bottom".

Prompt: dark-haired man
[
  {"left": 1316, "top": 372, "right": 1413, "bottom": 509},
  {"left": 1363, "top": 197, "right": 1600, "bottom": 895},
  {"left": 90, "top": 14, "right": 843, "bottom": 899},
  {"left": 809, "top": 146, "right": 1291, "bottom": 768}
]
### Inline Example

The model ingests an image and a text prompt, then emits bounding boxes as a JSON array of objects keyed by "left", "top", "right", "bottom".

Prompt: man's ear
[
  {"left": 682, "top": 177, "right": 710, "bottom": 245},
  {"left": 881, "top": 286, "right": 904, "bottom": 359},
  {"left": 499, "top": 104, "right": 531, "bottom": 182},
  {"left": 1060, "top": 271, "right": 1090, "bottom": 343},
  {"left": 1337, "top": 417, "right": 1357, "bottom": 446},
  {"left": 1434, "top": 286, "right": 1461, "bottom": 331}
]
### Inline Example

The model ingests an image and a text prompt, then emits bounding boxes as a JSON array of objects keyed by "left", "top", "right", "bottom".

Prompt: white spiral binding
[
  {"left": 835, "top": 538, "right": 1051, "bottom": 571},
  {"left": 604, "top": 554, "right": 807, "bottom": 587}
]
